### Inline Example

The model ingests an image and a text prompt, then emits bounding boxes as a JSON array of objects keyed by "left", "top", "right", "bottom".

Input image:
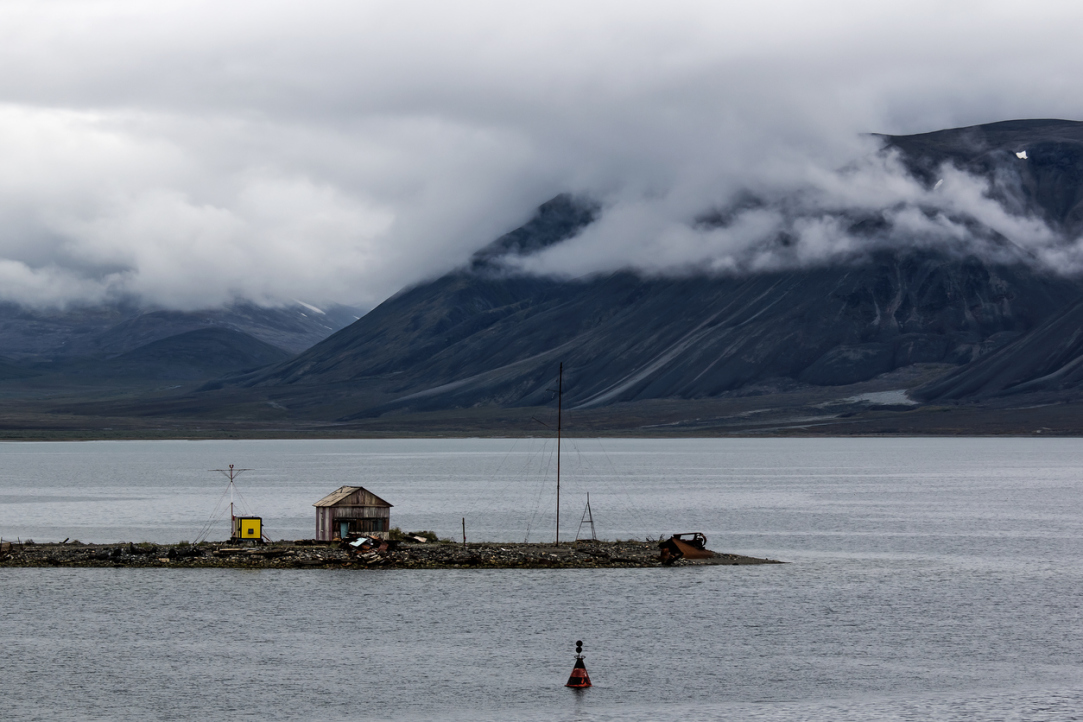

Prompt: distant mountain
[
  {"left": 212, "top": 119, "right": 1083, "bottom": 419},
  {"left": 223, "top": 248, "right": 1078, "bottom": 416},
  {"left": 0, "top": 300, "right": 361, "bottom": 360},
  {"left": 64, "top": 327, "right": 294, "bottom": 381},
  {"left": 6, "top": 119, "right": 1082, "bottom": 434}
]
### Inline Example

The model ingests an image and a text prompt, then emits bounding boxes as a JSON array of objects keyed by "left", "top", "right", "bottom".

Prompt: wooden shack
[{"left": 313, "top": 486, "right": 393, "bottom": 541}]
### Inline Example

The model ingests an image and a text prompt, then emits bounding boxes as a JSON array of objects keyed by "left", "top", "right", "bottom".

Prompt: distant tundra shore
[{"left": 0, "top": 539, "right": 782, "bottom": 569}]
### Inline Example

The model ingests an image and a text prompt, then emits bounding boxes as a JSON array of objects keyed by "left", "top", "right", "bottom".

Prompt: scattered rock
[{"left": 0, "top": 540, "right": 784, "bottom": 569}]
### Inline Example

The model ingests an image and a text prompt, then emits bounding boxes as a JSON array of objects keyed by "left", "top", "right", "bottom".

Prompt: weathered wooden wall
[{"left": 315, "top": 506, "right": 391, "bottom": 541}]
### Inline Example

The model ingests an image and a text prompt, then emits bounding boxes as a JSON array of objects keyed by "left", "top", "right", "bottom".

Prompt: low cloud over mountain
[
  {"left": 207, "top": 121, "right": 1083, "bottom": 418},
  {"left": 4, "top": 2, "right": 1083, "bottom": 312}
]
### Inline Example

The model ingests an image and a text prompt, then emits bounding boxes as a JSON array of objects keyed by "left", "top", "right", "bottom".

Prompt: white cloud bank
[
  {"left": 2, "top": 1, "right": 1083, "bottom": 308},
  {"left": 509, "top": 151, "right": 1068, "bottom": 278}
]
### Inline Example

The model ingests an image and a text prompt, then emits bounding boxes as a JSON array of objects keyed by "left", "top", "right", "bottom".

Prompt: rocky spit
[{"left": 0, "top": 540, "right": 782, "bottom": 570}]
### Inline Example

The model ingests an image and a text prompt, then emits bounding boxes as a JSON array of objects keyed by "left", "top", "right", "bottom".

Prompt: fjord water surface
[{"left": 2, "top": 438, "right": 1083, "bottom": 720}]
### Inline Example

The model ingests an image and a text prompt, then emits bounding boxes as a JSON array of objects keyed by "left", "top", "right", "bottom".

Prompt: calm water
[{"left": 3, "top": 438, "right": 1083, "bottom": 720}]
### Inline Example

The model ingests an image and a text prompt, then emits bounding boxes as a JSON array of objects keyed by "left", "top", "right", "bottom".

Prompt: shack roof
[{"left": 313, "top": 485, "right": 393, "bottom": 508}]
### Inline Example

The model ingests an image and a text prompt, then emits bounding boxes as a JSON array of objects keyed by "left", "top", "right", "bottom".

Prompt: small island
[{"left": 0, "top": 539, "right": 782, "bottom": 569}]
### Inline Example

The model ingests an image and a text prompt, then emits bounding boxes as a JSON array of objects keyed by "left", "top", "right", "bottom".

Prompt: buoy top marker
[{"left": 566, "top": 639, "right": 592, "bottom": 689}]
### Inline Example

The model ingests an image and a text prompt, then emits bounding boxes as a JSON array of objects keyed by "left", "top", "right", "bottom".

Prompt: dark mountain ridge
[
  {"left": 61, "top": 328, "right": 293, "bottom": 382},
  {"left": 205, "top": 119, "right": 1083, "bottom": 420},
  {"left": 885, "top": 118, "right": 1083, "bottom": 236},
  {"left": 225, "top": 251, "right": 1078, "bottom": 416},
  {"left": 0, "top": 300, "right": 360, "bottom": 361}
]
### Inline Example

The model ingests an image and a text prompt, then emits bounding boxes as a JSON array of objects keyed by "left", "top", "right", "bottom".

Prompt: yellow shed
[{"left": 232, "top": 516, "right": 262, "bottom": 541}]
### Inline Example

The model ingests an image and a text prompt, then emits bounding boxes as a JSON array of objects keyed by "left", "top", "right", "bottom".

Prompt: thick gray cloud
[{"left": 1, "top": 0, "right": 1082, "bottom": 308}]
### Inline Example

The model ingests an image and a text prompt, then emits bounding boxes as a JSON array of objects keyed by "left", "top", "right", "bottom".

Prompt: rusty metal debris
[
  {"left": 344, "top": 536, "right": 393, "bottom": 556},
  {"left": 658, "top": 532, "right": 716, "bottom": 565}
]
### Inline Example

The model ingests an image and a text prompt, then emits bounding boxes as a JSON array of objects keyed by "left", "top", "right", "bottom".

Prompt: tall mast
[
  {"left": 211, "top": 463, "right": 251, "bottom": 540},
  {"left": 586, "top": 492, "right": 595, "bottom": 541},
  {"left": 556, "top": 362, "right": 562, "bottom": 546}
]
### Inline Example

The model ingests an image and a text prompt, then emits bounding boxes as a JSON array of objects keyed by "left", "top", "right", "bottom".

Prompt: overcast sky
[{"left": 2, "top": 0, "right": 1083, "bottom": 310}]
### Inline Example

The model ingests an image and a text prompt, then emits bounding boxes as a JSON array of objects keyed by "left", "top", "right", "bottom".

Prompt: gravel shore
[{"left": 0, "top": 539, "right": 782, "bottom": 569}]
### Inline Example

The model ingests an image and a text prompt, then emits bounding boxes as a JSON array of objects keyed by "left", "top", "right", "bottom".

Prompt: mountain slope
[
  {"left": 219, "top": 190, "right": 1083, "bottom": 417},
  {"left": 914, "top": 299, "right": 1083, "bottom": 400},
  {"left": 0, "top": 300, "right": 360, "bottom": 360},
  {"left": 67, "top": 327, "right": 293, "bottom": 382}
]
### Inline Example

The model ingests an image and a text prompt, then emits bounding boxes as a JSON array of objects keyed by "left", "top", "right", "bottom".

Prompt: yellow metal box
[{"left": 233, "top": 516, "right": 262, "bottom": 540}]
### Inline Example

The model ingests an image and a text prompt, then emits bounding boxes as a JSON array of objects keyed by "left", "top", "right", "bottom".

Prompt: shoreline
[{"left": 0, "top": 540, "right": 783, "bottom": 569}]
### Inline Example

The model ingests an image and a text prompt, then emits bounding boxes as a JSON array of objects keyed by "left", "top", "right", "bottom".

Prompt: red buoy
[{"left": 565, "top": 640, "right": 592, "bottom": 689}]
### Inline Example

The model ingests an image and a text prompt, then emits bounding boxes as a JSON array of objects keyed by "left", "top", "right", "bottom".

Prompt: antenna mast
[
  {"left": 211, "top": 464, "right": 252, "bottom": 532},
  {"left": 576, "top": 492, "right": 597, "bottom": 542},
  {"left": 193, "top": 464, "right": 255, "bottom": 545},
  {"left": 556, "top": 362, "right": 562, "bottom": 547}
]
